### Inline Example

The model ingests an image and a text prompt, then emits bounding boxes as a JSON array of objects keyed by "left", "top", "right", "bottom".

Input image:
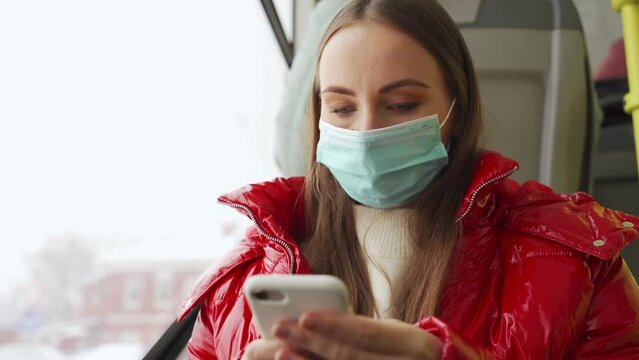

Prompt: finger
[
  {"left": 273, "top": 321, "right": 335, "bottom": 359},
  {"left": 274, "top": 347, "right": 308, "bottom": 360},
  {"left": 242, "top": 338, "right": 288, "bottom": 360},
  {"left": 271, "top": 321, "right": 326, "bottom": 360},
  {"left": 275, "top": 321, "right": 412, "bottom": 360},
  {"left": 298, "top": 312, "right": 430, "bottom": 356}
]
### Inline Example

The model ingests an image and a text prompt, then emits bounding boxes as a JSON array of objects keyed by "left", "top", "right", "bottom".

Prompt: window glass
[
  {"left": 153, "top": 272, "right": 173, "bottom": 310},
  {"left": 0, "top": 0, "right": 291, "bottom": 358},
  {"left": 574, "top": 0, "right": 624, "bottom": 72}
]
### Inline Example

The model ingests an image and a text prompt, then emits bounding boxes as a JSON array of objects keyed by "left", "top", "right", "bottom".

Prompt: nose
[{"left": 351, "top": 107, "right": 383, "bottom": 131}]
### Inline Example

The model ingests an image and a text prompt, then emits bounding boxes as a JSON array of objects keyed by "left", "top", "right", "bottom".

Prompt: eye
[
  {"left": 329, "top": 106, "right": 356, "bottom": 115},
  {"left": 388, "top": 102, "right": 419, "bottom": 113}
]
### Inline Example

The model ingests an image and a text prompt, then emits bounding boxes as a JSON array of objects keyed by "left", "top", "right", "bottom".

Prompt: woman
[{"left": 178, "top": 0, "right": 639, "bottom": 359}]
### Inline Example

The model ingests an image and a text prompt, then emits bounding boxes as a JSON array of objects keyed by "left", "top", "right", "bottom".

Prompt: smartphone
[{"left": 244, "top": 274, "right": 351, "bottom": 338}]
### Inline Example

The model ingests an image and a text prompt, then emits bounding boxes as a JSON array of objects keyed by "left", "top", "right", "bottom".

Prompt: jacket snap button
[
  {"left": 622, "top": 221, "right": 634, "bottom": 228},
  {"left": 593, "top": 239, "right": 606, "bottom": 247}
]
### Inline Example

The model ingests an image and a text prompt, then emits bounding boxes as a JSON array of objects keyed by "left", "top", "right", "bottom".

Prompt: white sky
[{"left": 0, "top": 1, "right": 292, "bottom": 291}]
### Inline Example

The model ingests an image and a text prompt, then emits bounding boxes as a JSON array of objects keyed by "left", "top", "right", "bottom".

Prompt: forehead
[{"left": 319, "top": 20, "right": 441, "bottom": 89}]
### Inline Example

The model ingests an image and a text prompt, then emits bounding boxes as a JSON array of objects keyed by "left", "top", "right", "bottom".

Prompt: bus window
[{"left": 0, "top": 0, "right": 291, "bottom": 358}]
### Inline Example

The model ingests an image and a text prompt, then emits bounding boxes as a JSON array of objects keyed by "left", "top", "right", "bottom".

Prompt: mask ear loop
[
  {"left": 440, "top": 99, "right": 456, "bottom": 152},
  {"left": 439, "top": 99, "right": 457, "bottom": 129}
]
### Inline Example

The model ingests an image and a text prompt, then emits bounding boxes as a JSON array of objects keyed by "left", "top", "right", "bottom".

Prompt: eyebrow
[
  {"left": 379, "top": 78, "right": 429, "bottom": 93},
  {"left": 320, "top": 78, "right": 429, "bottom": 96}
]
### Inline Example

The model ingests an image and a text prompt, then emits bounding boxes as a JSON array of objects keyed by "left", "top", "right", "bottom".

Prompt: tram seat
[
  {"left": 592, "top": 39, "right": 639, "bottom": 216},
  {"left": 450, "top": 0, "right": 601, "bottom": 194},
  {"left": 592, "top": 40, "right": 639, "bottom": 276},
  {"left": 274, "top": 0, "right": 601, "bottom": 195}
]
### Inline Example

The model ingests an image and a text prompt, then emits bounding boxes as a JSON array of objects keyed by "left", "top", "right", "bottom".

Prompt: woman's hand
[
  {"left": 241, "top": 338, "right": 298, "bottom": 360},
  {"left": 270, "top": 311, "right": 442, "bottom": 360}
]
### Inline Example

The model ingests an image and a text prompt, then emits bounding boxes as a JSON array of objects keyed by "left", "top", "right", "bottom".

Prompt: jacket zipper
[
  {"left": 455, "top": 165, "right": 519, "bottom": 223},
  {"left": 218, "top": 199, "right": 296, "bottom": 274}
]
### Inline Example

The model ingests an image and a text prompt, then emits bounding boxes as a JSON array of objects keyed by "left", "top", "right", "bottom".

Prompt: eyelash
[
  {"left": 330, "top": 106, "right": 356, "bottom": 114},
  {"left": 329, "top": 102, "right": 419, "bottom": 116},
  {"left": 388, "top": 102, "right": 418, "bottom": 113}
]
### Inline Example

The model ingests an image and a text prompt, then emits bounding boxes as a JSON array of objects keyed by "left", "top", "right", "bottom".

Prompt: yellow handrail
[{"left": 613, "top": 0, "right": 639, "bottom": 179}]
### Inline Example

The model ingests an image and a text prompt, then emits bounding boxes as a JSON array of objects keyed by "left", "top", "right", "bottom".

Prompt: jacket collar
[
  {"left": 217, "top": 151, "right": 519, "bottom": 247},
  {"left": 454, "top": 152, "right": 519, "bottom": 222}
]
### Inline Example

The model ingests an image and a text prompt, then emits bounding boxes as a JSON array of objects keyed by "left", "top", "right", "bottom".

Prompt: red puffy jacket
[{"left": 177, "top": 152, "right": 639, "bottom": 359}]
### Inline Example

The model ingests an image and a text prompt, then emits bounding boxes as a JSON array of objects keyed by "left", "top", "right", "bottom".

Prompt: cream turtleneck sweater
[{"left": 353, "top": 204, "right": 414, "bottom": 319}]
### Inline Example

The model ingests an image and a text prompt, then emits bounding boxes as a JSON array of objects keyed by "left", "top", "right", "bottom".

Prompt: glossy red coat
[{"left": 177, "top": 152, "right": 639, "bottom": 359}]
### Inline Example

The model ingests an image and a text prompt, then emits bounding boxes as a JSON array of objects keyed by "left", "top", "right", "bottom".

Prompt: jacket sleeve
[
  {"left": 186, "top": 277, "right": 263, "bottom": 360},
  {"left": 187, "top": 296, "right": 218, "bottom": 360},
  {"left": 185, "top": 270, "right": 264, "bottom": 360},
  {"left": 182, "top": 231, "right": 280, "bottom": 359},
  {"left": 416, "top": 242, "right": 639, "bottom": 359},
  {"left": 573, "top": 256, "right": 639, "bottom": 357}
]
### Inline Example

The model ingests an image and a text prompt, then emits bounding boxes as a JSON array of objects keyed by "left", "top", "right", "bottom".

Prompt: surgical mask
[{"left": 316, "top": 100, "right": 455, "bottom": 208}]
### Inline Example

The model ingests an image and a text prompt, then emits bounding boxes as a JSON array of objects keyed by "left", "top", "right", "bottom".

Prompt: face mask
[{"left": 316, "top": 100, "right": 455, "bottom": 208}]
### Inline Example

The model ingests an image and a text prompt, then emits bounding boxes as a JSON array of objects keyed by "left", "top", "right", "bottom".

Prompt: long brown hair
[{"left": 303, "top": 0, "right": 482, "bottom": 322}]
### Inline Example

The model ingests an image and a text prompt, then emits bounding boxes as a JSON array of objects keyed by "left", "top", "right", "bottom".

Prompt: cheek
[
  {"left": 319, "top": 107, "right": 328, "bottom": 119},
  {"left": 318, "top": 103, "right": 334, "bottom": 121}
]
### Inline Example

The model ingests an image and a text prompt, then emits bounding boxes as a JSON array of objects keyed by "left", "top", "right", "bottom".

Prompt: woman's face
[{"left": 319, "top": 21, "right": 454, "bottom": 142}]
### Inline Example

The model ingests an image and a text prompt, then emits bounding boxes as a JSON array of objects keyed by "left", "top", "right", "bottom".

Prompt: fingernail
[{"left": 275, "top": 324, "right": 290, "bottom": 339}]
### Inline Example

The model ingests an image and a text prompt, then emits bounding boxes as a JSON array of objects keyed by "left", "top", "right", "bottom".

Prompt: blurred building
[{"left": 81, "top": 243, "right": 212, "bottom": 349}]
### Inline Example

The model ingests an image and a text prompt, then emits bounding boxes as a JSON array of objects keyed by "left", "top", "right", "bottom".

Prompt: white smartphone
[{"left": 244, "top": 274, "right": 351, "bottom": 339}]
